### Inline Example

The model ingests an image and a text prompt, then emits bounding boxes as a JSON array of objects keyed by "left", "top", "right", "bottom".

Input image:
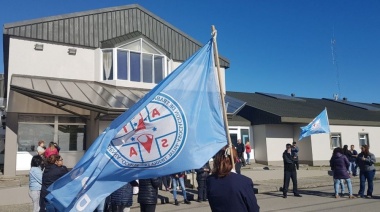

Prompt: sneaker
[
  {"left": 366, "top": 195, "right": 373, "bottom": 199},
  {"left": 335, "top": 195, "right": 340, "bottom": 199},
  {"left": 349, "top": 195, "right": 356, "bottom": 199}
]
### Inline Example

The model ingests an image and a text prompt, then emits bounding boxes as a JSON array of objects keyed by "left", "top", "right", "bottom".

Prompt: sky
[{"left": 1, "top": 0, "right": 379, "bottom": 103}]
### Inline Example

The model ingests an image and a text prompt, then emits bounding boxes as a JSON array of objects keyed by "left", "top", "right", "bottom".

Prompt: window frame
[
  {"left": 330, "top": 133, "right": 342, "bottom": 150},
  {"left": 101, "top": 38, "right": 167, "bottom": 84},
  {"left": 17, "top": 115, "right": 86, "bottom": 152},
  {"left": 358, "top": 133, "right": 370, "bottom": 147}
]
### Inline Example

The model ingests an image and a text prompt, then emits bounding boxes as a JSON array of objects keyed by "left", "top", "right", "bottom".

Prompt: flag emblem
[{"left": 106, "top": 92, "right": 188, "bottom": 168}]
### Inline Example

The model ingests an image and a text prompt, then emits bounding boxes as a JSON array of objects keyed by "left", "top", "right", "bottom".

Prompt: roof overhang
[
  {"left": 10, "top": 75, "right": 239, "bottom": 119},
  {"left": 10, "top": 75, "right": 149, "bottom": 116},
  {"left": 281, "top": 117, "right": 380, "bottom": 127}
]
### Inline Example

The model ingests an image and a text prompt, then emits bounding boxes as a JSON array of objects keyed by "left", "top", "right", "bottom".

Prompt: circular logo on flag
[{"left": 107, "top": 93, "right": 187, "bottom": 168}]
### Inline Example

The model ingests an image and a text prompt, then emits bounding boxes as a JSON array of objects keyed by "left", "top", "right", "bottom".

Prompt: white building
[
  {"left": 1, "top": 4, "right": 232, "bottom": 176},
  {"left": 228, "top": 91, "right": 380, "bottom": 166}
]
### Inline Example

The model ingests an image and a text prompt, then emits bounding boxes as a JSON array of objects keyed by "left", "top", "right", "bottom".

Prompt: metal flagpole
[{"left": 211, "top": 25, "right": 235, "bottom": 170}]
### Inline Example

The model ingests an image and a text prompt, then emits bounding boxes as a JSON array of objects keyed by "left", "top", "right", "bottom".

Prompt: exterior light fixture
[
  {"left": 68, "top": 48, "right": 77, "bottom": 55},
  {"left": 34, "top": 44, "right": 44, "bottom": 51}
]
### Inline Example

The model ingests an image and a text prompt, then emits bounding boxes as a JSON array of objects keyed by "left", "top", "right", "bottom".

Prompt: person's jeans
[
  {"left": 359, "top": 170, "right": 376, "bottom": 196},
  {"left": 334, "top": 179, "right": 352, "bottom": 195},
  {"left": 29, "top": 190, "right": 40, "bottom": 212},
  {"left": 283, "top": 170, "right": 298, "bottom": 195},
  {"left": 246, "top": 152, "right": 250, "bottom": 164},
  {"left": 172, "top": 177, "right": 187, "bottom": 200},
  {"left": 349, "top": 162, "right": 357, "bottom": 175}
]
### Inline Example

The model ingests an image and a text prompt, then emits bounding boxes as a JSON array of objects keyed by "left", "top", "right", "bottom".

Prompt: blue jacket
[
  {"left": 29, "top": 167, "right": 42, "bottom": 191},
  {"left": 40, "top": 164, "right": 68, "bottom": 212},
  {"left": 207, "top": 172, "right": 260, "bottom": 212}
]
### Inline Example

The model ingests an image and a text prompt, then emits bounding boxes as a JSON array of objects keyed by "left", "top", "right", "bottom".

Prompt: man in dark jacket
[
  {"left": 196, "top": 162, "right": 211, "bottom": 202},
  {"left": 138, "top": 178, "right": 160, "bottom": 212},
  {"left": 236, "top": 139, "right": 245, "bottom": 166},
  {"left": 282, "top": 143, "right": 302, "bottom": 198}
]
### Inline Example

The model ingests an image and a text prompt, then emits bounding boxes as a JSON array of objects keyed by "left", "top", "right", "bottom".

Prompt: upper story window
[{"left": 102, "top": 39, "right": 166, "bottom": 84}]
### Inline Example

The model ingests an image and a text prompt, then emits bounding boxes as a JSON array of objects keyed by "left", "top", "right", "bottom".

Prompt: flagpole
[{"left": 211, "top": 25, "right": 235, "bottom": 170}]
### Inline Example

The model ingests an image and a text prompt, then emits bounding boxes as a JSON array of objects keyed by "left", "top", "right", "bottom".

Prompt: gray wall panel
[
  {"left": 89, "top": 15, "right": 94, "bottom": 46},
  {"left": 53, "top": 20, "right": 59, "bottom": 42}
]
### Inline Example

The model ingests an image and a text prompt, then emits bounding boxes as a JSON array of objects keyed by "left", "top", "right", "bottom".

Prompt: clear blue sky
[{"left": 1, "top": 0, "right": 379, "bottom": 103}]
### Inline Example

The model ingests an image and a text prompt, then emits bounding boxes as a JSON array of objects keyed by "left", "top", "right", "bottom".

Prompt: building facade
[
  {"left": 2, "top": 4, "right": 231, "bottom": 176},
  {"left": 228, "top": 91, "right": 380, "bottom": 166}
]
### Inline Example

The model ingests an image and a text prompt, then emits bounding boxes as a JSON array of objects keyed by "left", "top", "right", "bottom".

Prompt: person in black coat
[
  {"left": 40, "top": 154, "right": 68, "bottom": 212},
  {"left": 195, "top": 161, "right": 211, "bottom": 202},
  {"left": 207, "top": 147, "right": 259, "bottom": 212},
  {"left": 282, "top": 143, "right": 302, "bottom": 198},
  {"left": 235, "top": 139, "right": 245, "bottom": 166},
  {"left": 138, "top": 178, "right": 160, "bottom": 212},
  {"left": 109, "top": 180, "right": 138, "bottom": 212}
]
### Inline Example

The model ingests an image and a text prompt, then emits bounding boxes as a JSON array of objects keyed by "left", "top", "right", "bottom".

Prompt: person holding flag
[{"left": 46, "top": 31, "right": 229, "bottom": 211}]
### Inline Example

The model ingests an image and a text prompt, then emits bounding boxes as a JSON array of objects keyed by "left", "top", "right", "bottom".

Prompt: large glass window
[
  {"left": 130, "top": 52, "right": 141, "bottom": 81},
  {"left": 18, "top": 115, "right": 85, "bottom": 152},
  {"left": 117, "top": 50, "right": 128, "bottom": 80},
  {"left": 102, "top": 39, "right": 166, "bottom": 84},
  {"left": 103, "top": 50, "right": 113, "bottom": 80},
  {"left": 58, "top": 125, "right": 85, "bottom": 151},
  {"left": 18, "top": 124, "right": 54, "bottom": 151},
  {"left": 143, "top": 54, "right": 153, "bottom": 83},
  {"left": 359, "top": 133, "right": 369, "bottom": 147},
  {"left": 330, "top": 133, "right": 342, "bottom": 149},
  {"left": 154, "top": 56, "right": 164, "bottom": 83}
]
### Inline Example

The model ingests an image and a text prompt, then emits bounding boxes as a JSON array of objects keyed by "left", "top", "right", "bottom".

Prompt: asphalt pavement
[{"left": 0, "top": 163, "right": 379, "bottom": 212}]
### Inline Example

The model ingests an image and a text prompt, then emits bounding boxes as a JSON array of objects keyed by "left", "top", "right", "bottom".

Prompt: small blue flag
[
  {"left": 46, "top": 39, "right": 227, "bottom": 211},
  {"left": 299, "top": 108, "right": 330, "bottom": 140}
]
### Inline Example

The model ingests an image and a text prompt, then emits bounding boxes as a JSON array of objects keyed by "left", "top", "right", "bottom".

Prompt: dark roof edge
[{"left": 281, "top": 117, "right": 380, "bottom": 127}]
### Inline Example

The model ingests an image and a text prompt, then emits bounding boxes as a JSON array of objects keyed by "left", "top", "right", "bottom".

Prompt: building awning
[
  {"left": 10, "top": 74, "right": 244, "bottom": 117},
  {"left": 10, "top": 75, "right": 149, "bottom": 115}
]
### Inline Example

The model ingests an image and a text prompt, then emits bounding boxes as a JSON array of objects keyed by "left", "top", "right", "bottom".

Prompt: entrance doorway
[{"left": 229, "top": 126, "right": 252, "bottom": 161}]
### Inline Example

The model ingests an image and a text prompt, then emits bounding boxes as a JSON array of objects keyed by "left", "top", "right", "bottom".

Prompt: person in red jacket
[
  {"left": 44, "top": 142, "right": 59, "bottom": 158},
  {"left": 245, "top": 141, "right": 252, "bottom": 165}
]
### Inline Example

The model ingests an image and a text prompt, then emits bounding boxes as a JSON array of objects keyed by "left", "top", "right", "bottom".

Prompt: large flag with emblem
[
  {"left": 299, "top": 108, "right": 330, "bottom": 140},
  {"left": 46, "top": 38, "right": 227, "bottom": 211}
]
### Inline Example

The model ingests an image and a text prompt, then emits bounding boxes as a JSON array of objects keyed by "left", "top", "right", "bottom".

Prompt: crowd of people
[{"left": 29, "top": 138, "right": 376, "bottom": 212}]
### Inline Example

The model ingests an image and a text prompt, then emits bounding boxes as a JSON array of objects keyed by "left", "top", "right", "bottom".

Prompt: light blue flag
[
  {"left": 299, "top": 108, "right": 330, "bottom": 140},
  {"left": 46, "top": 38, "right": 227, "bottom": 211}
]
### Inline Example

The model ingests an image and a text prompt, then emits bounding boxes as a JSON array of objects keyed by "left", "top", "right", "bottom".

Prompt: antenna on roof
[{"left": 331, "top": 26, "right": 342, "bottom": 100}]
